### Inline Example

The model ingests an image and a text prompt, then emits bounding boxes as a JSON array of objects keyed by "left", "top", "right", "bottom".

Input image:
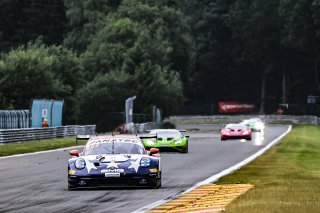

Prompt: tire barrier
[
  {"left": 0, "top": 110, "right": 30, "bottom": 129},
  {"left": 0, "top": 125, "right": 96, "bottom": 143}
]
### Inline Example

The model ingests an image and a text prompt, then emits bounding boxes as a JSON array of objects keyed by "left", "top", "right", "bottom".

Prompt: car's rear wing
[{"left": 138, "top": 134, "right": 157, "bottom": 139}]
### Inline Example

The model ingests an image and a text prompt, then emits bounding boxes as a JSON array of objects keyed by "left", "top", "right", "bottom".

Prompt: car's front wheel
[
  {"left": 68, "top": 184, "right": 76, "bottom": 191},
  {"left": 181, "top": 145, "right": 188, "bottom": 153},
  {"left": 151, "top": 178, "right": 161, "bottom": 189}
]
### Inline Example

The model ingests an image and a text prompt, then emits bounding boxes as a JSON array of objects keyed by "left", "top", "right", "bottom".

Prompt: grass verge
[
  {"left": 217, "top": 125, "right": 320, "bottom": 213},
  {"left": 0, "top": 137, "right": 86, "bottom": 157}
]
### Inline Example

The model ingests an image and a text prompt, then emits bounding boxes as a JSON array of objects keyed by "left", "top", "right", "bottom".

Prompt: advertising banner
[{"left": 218, "top": 102, "right": 255, "bottom": 113}]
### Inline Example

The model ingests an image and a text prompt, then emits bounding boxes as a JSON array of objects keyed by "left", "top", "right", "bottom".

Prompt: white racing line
[
  {"left": 132, "top": 125, "right": 292, "bottom": 213},
  {"left": 0, "top": 145, "right": 84, "bottom": 160}
]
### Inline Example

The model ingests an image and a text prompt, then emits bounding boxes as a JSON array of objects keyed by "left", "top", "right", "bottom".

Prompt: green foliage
[
  {"left": 3, "top": 0, "right": 320, "bottom": 126},
  {"left": 64, "top": 0, "right": 122, "bottom": 52},
  {"left": 77, "top": 71, "right": 132, "bottom": 131},
  {"left": 47, "top": 45, "right": 84, "bottom": 123},
  {"left": 0, "top": 137, "right": 86, "bottom": 157},
  {"left": 218, "top": 125, "right": 320, "bottom": 213},
  {"left": 0, "top": 0, "right": 66, "bottom": 50},
  {"left": 0, "top": 40, "right": 65, "bottom": 108},
  {"left": 0, "top": 40, "right": 82, "bottom": 123},
  {"left": 131, "top": 61, "right": 184, "bottom": 114},
  {"left": 78, "top": 62, "right": 183, "bottom": 131}
]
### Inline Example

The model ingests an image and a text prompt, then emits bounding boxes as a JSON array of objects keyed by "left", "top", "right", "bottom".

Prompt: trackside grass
[
  {"left": 217, "top": 125, "right": 320, "bottom": 213},
  {"left": 0, "top": 137, "right": 86, "bottom": 157}
]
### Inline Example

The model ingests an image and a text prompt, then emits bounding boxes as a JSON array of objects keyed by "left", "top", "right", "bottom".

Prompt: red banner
[{"left": 218, "top": 102, "right": 255, "bottom": 113}]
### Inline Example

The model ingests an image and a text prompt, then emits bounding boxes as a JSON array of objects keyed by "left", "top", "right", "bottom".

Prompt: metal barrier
[
  {"left": 0, "top": 110, "right": 30, "bottom": 129},
  {"left": 0, "top": 125, "right": 96, "bottom": 143},
  {"left": 169, "top": 115, "right": 320, "bottom": 125}
]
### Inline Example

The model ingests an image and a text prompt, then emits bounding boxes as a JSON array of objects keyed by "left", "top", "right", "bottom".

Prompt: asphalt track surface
[{"left": 0, "top": 124, "right": 290, "bottom": 213}]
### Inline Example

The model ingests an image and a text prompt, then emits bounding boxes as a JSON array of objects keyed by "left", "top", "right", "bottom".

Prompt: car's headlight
[
  {"left": 175, "top": 140, "right": 182, "bottom": 144},
  {"left": 140, "top": 157, "right": 151, "bottom": 167},
  {"left": 222, "top": 130, "right": 230, "bottom": 135},
  {"left": 146, "top": 139, "right": 155, "bottom": 146},
  {"left": 75, "top": 158, "right": 86, "bottom": 170},
  {"left": 242, "top": 130, "right": 249, "bottom": 135}
]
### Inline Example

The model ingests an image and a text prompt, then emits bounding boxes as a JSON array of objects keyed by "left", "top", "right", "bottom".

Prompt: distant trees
[
  {"left": 1, "top": 0, "right": 320, "bottom": 127},
  {"left": 77, "top": 0, "right": 189, "bottom": 126},
  {"left": 0, "top": 40, "right": 82, "bottom": 123},
  {"left": 0, "top": 0, "right": 66, "bottom": 51}
]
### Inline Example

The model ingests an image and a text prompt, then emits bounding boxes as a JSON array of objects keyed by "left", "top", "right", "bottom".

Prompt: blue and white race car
[{"left": 68, "top": 135, "right": 161, "bottom": 190}]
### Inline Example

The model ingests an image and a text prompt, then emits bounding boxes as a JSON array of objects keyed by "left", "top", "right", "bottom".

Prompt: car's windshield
[
  {"left": 156, "top": 132, "right": 181, "bottom": 138},
  {"left": 225, "top": 124, "right": 247, "bottom": 130},
  {"left": 84, "top": 140, "right": 145, "bottom": 155}
]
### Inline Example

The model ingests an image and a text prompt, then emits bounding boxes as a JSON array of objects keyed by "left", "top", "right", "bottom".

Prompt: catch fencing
[
  {"left": 0, "top": 110, "right": 30, "bottom": 129},
  {"left": 0, "top": 125, "right": 96, "bottom": 143}
]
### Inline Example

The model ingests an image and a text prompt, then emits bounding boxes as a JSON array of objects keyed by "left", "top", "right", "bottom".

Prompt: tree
[
  {"left": 64, "top": 0, "right": 122, "bottom": 52},
  {"left": 79, "top": 0, "right": 189, "bottom": 121},
  {"left": 280, "top": 0, "right": 320, "bottom": 97},
  {"left": 0, "top": 40, "right": 82, "bottom": 124},
  {"left": 48, "top": 45, "right": 84, "bottom": 124},
  {"left": 115, "top": 0, "right": 194, "bottom": 84},
  {"left": 0, "top": 0, "right": 28, "bottom": 51},
  {"left": 0, "top": 0, "right": 67, "bottom": 50},
  {"left": 77, "top": 62, "right": 183, "bottom": 131},
  {"left": 228, "top": 0, "right": 282, "bottom": 113},
  {"left": 190, "top": 0, "right": 234, "bottom": 103}
]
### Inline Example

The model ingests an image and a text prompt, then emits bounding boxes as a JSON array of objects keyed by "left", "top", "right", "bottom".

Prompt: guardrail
[
  {"left": 169, "top": 115, "right": 320, "bottom": 125},
  {"left": 0, "top": 125, "right": 96, "bottom": 143}
]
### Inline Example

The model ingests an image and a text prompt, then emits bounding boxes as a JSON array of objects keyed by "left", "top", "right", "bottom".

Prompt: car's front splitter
[{"left": 68, "top": 173, "right": 159, "bottom": 188}]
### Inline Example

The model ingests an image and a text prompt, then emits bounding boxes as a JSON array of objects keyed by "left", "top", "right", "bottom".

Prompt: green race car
[
  {"left": 241, "top": 118, "right": 265, "bottom": 132},
  {"left": 142, "top": 129, "right": 189, "bottom": 153}
]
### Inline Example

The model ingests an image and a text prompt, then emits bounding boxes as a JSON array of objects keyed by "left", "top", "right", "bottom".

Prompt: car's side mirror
[
  {"left": 69, "top": 150, "right": 79, "bottom": 157},
  {"left": 149, "top": 148, "right": 160, "bottom": 156}
]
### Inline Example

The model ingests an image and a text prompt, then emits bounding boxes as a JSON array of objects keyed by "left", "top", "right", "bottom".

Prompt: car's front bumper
[
  {"left": 68, "top": 173, "right": 159, "bottom": 188},
  {"left": 221, "top": 135, "right": 251, "bottom": 139}
]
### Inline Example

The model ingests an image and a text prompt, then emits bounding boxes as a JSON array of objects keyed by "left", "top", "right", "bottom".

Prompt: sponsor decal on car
[
  {"left": 101, "top": 169, "right": 124, "bottom": 173},
  {"left": 105, "top": 173, "right": 121, "bottom": 177},
  {"left": 88, "top": 138, "right": 140, "bottom": 146}
]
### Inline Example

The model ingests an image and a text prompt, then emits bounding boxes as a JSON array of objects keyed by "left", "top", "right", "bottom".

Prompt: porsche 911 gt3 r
[
  {"left": 142, "top": 129, "right": 189, "bottom": 153},
  {"left": 68, "top": 135, "right": 161, "bottom": 190},
  {"left": 220, "top": 123, "right": 252, "bottom": 141}
]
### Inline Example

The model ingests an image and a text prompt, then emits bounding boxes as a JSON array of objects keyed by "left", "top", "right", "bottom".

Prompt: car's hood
[
  {"left": 69, "top": 154, "right": 158, "bottom": 174},
  {"left": 81, "top": 154, "right": 144, "bottom": 162}
]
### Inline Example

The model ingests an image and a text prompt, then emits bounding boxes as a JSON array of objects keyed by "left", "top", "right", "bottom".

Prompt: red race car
[{"left": 220, "top": 123, "right": 252, "bottom": 141}]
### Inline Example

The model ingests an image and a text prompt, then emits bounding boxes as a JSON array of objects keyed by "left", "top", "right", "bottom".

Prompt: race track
[{"left": 0, "top": 124, "right": 290, "bottom": 213}]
